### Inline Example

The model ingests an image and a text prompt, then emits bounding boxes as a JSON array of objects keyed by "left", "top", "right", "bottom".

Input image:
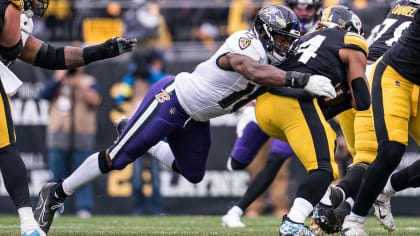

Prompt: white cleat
[
  {"left": 373, "top": 192, "right": 395, "bottom": 231},
  {"left": 340, "top": 215, "right": 368, "bottom": 236},
  {"left": 221, "top": 206, "right": 245, "bottom": 228}
]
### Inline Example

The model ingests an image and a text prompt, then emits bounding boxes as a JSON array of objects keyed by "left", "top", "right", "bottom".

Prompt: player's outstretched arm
[
  {"left": 18, "top": 36, "right": 137, "bottom": 69},
  {"left": 224, "top": 53, "right": 336, "bottom": 98}
]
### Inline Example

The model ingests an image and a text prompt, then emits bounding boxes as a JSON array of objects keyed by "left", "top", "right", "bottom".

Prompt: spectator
[{"left": 40, "top": 67, "right": 102, "bottom": 218}]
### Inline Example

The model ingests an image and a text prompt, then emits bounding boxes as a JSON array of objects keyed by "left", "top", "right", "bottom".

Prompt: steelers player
[
  {"left": 314, "top": 1, "right": 420, "bottom": 234},
  {"left": 1, "top": 0, "right": 135, "bottom": 235},
  {"left": 255, "top": 5, "right": 370, "bottom": 236},
  {"left": 341, "top": 4, "right": 420, "bottom": 236}
]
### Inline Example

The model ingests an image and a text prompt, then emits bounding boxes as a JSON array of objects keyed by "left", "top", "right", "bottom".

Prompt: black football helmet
[
  {"left": 24, "top": 0, "right": 49, "bottom": 16},
  {"left": 319, "top": 5, "right": 364, "bottom": 36},
  {"left": 253, "top": 5, "right": 301, "bottom": 64}
]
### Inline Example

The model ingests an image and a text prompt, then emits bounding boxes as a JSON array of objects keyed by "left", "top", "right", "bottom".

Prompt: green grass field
[{"left": 0, "top": 215, "right": 419, "bottom": 236}]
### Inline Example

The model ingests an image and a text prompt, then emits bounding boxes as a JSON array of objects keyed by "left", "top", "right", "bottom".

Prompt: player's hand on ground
[{"left": 304, "top": 75, "right": 336, "bottom": 99}]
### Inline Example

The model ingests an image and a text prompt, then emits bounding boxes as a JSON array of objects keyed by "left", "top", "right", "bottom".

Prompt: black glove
[
  {"left": 83, "top": 37, "right": 137, "bottom": 64},
  {"left": 284, "top": 71, "right": 310, "bottom": 88},
  {"left": 110, "top": 37, "right": 137, "bottom": 55}
]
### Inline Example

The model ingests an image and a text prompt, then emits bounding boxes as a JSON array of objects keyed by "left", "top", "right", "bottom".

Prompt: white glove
[
  {"left": 303, "top": 75, "right": 337, "bottom": 99},
  {"left": 20, "top": 11, "right": 34, "bottom": 35}
]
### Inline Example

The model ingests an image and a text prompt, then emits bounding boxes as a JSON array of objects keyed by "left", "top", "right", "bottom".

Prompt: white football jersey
[{"left": 174, "top": 30, "right": 268, "bottom": 121}]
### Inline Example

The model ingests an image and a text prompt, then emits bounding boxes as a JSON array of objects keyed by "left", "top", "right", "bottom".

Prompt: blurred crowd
[{"left": 34, "top": 0, "right": 391, "bottom": 46}]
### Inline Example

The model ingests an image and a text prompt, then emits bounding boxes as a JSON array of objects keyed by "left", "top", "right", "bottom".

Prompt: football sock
[
  {"left": 227, "top": 206, "right": 243, "bottom": 216},
  {"left": 0, "top": 144, "right": 31, "bottom": 209},
  {"left": 319, "top": 187, "right": 332, "bottom": 206},
  {"left": 148, "top": 141, "right": 175, "bottom": 170},
  {"left": 336, "top": 163, "right": 367, "bottom": 201},
  {"left": 18, "top": 207, "right": 39, "bottom": 233},
  {"left": 345, "top": 197, "right": 354, "bottom": 209},
  {"left": 296, "top": 169, "right": 333, "bottom": 206},
  {"left": 383, "top": 177, "right": 396, "bottom": 195},
  {"left": 237, "top": 155, "right": 286, "bottom": 210},
  {"left": 352, "top": 141, "right": 405, "bottom": 217},
  {"left": 390, "top": 158, "right": 420, "bottom": 191},
  {"left": 62, "top": 152, "right": 102, "bottom": 196},
  {"left": 287, "top": 197, "right": 313, "bottom": 223}
]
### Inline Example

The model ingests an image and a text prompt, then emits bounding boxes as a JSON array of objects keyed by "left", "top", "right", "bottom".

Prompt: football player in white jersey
[{"left": 33, "top": 5, "right": 336, "bottom": 234}]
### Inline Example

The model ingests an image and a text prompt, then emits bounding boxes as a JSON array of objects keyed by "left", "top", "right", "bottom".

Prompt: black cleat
[
  {"left": 329, "top": 186, "right": 344, "bottom": 208},
  {"left": 34, "top": 182, "right": 65, "bottom": 233},
  {"left": 313, "top": 203, "right": 341, "bottom": 234},
  {"left": 114, "top": 117, "right": 129, "bottom": 136},
  {"left": 335, "top": 201, "right": 351, "bottom": 227}
]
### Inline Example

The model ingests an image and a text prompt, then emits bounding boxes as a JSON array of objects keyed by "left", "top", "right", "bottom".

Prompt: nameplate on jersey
[{"left": 238, "top": 37, "right": 251, "bottom": 50}]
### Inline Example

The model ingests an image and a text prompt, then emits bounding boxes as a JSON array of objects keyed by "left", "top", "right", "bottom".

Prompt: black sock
[
  {"left": 0, "top": 144, "right": 32, "bottom": 209},
  {"left": 296, "top": 169, "right": 333, "bottom": 206},
  {"left": 391, "top": 158, "right": 420, "bottom": 191},
  {"left": 55, "top": 181, "right": 68, "bottom": 200},
  {"left": 352, "top": 141, "right": 405, "bottom": 216},
  {"left": 336, "top": 163, "right": 368, "bottom": 201},
  {"left": 238, "top": 154, "right": 288, "bottom": 210}
]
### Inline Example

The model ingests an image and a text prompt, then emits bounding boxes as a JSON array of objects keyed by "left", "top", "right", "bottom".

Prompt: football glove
[
  {"left": 107, "top": 37, "right": 137, "bottom": 56},
  {"left": 83, "top": 37, "right": 137, "bottom": 64},
  {"left": 304, "top": 75, "right": 336, "bottom": 99}
]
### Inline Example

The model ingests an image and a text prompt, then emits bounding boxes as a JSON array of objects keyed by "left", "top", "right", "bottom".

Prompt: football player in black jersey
[
  {"left": 0, "top": 1, "right": 135, "bottom": 235},
  {"left": 341, "top": 3, "right": 420, "bottom": 236},
  {"left": 255, "top": 5, "right": 370, "bottom": 236},
  {"left": 313, "top": 0, "right": 420, "bottom": 234}
]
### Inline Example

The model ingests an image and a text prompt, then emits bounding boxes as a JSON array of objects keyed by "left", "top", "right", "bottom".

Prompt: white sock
[
  {"left": 345, "top": 197, "right": 354, "bottom": 208},
  {"left": 62, "top": 152, "right": 102, "bottom": 196},
  {"left": 287, "top": 197, "right": 313, "bottom": 224},
  {"left": 320, "top": 187, "right": 332, "bottom": 206},
  {"left": 148, "top": 141, "right": 175, "bottom": 169},
  {"left": 228, "top": 205, "right": 243, "bottom": 216},
  {"left": 18, "top": 207, "right": 38, "bottom": 233},
  {"left": 383, "top": 177, "right": 396, "bottom": 196},
  {"left": 349, "top": 212, "right": 366, "bottom": 222}
]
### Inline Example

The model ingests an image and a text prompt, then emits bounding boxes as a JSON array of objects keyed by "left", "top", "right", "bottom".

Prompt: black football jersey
[
  {"left": 368, "top": 0, "right": 418, "bottom": 61},
  {"left": 269, "top": 28, "right": 368, "bottom": 119},
  {"left": 383, "top": 9, "right": 420, "bottom": 86},
  {"left": 280, "top": 28, "right": 368, "bottom": 87}
]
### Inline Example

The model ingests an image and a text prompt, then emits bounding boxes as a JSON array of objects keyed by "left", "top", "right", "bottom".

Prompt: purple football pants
[
  {"left": 108, "top": 76, "right": 211, "bottom": 183},
  {"left": 230, "top": 121, "right": 293, "bottom": 165}
]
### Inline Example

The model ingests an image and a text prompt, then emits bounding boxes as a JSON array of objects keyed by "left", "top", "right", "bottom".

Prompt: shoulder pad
[
  {"left": 343, "top": 32, "right": 368, "bottom": 56},
  {"left": 227, "top": 30, "right": 266, "bottom": 62}
]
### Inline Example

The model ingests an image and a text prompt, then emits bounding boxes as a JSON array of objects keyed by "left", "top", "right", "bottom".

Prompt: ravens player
[
  {"left": 222, "top": 1, "right": 325, "bottom": 228},
  {"left": 255, "top": 5, "right": 370, "bottom": 236},
  {"left": 33, "top": 5, "right": 337, "bottom": 234},
  {"left": 313, "top": 1, "right": 420, "bottom": 234},
  {"left": 341, "top": 3, "right": 420, "bottom": 236},
  {"left": 1, "top": 0, "right": 136, "bottom": 236}
]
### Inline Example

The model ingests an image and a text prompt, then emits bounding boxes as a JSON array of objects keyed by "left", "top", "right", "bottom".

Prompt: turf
[{"left": 0, "top": 215, "right": 419, "bottom": 236}]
